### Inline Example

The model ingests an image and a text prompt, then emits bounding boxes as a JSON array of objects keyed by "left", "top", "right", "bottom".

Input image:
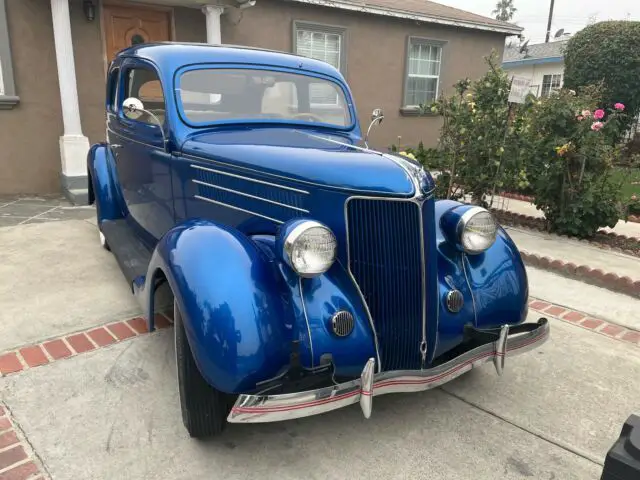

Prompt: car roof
[{"left": 116, "top": 42, "right": 345, "bottom": 81}]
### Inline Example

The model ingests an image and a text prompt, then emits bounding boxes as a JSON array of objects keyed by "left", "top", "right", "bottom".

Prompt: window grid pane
[
  {"left": 405, "top": 41, "right": 441, "bottom": 107},
  {"left": 296, "top": 27, "right": 343, "bottom": 105},
  {"left": 296, "top": 28, "right": 341, "bottom": 71}
]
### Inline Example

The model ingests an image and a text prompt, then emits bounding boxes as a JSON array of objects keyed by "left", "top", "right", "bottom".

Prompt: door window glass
[{"left": 123, "top": 67, "right": 165, "bottom": 125}]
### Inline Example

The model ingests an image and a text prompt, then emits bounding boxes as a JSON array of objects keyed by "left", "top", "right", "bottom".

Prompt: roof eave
[
  {"left": 284, "top": 0, "right": 524, "bottom": 35},
  {"left": 502, "top": 56, "right": 564, "bottom": 67}
]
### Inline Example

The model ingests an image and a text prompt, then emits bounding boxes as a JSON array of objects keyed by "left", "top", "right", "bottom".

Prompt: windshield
[{"left": 177, "top": 68, "right": 352, "bottom": 128}]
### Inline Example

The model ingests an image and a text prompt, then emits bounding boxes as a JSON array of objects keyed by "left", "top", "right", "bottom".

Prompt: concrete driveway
[{"left": 1, "top": 209, "right": 639, "bottom": 479}]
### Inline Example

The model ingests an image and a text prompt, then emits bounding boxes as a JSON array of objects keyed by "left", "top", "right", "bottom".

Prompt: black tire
[{"left": 174, "top": 302, "right": 229, "bottom": 438}]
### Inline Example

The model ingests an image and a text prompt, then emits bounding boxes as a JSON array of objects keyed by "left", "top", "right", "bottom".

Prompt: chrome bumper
[{"left": 227, "top": 318, "right": 550, "bottom": 423}]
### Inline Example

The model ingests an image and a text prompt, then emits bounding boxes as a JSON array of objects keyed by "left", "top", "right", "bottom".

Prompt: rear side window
[
  {"left": 106, "top": 67, "right": 120, "bottom": 112},
  {"left": 123, "top": 67, "right": 166, "bottom": 125}
]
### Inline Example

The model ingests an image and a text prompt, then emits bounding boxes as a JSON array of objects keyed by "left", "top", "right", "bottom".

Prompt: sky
[{"left": 435, "top": 0, "right": 640, "bottom": 43}]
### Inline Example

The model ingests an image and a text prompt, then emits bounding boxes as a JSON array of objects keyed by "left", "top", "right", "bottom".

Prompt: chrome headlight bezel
[
  {"left": 282, "top": 220, "right": 337, "bottom": 277},
  {"left": 456, "top": 206, "right": 498, "bottom": 254}
]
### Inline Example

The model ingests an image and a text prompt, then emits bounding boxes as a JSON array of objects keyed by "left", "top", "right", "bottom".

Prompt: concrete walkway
[
  {"left": 0, "top": 218, "right": 141, "bottom": 351},
  {"left": 528, "top": 266, "right": 640, "bottom": 332},
  {"left": 489, "top": 195, "right": 640, "bottom": 239},
  {"left": 505, "top": 226, "right": 640, "bottom": 281}
]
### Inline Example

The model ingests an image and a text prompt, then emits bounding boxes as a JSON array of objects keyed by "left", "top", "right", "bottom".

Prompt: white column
[
  {"left": 202, "top": 5, "right": 225, "bottom": 45},
  {"left": 50, "top": 0, "right": 90, "bottom": 185}
]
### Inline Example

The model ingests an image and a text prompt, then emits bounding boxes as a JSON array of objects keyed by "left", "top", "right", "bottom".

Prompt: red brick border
[
  {"left": 492, "top": 208, "right": 640, "bottom": 245},
  {"left": 521, "top": 251, "right": 640, "bottom": 299},
  {"left": 500, "top": 192, "right": 640, "bottom": 224},
  {"left": 528, "top": 296, "right": 640, "bottom": 347},
  {"left": 0, "top": 404, "right": 46, "bottom": 479},
  {"left": 0, "top": 297, "right": 637, "bottom": 380},
  {"left": 0, "top": 312, "right": 173, "bottom": 377}
]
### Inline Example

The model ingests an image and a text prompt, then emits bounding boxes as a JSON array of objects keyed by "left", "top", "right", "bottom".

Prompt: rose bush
[{"left": 517, "top": 86, "right": 625, "bottom": 237}]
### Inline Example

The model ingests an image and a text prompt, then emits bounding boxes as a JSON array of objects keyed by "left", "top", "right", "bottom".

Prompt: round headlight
[
  {"left": 283, "top": 221, "right": 337, "bottom": 277},
  {"left": 457, "top": 207, "right": 498, "bottom": 254}
]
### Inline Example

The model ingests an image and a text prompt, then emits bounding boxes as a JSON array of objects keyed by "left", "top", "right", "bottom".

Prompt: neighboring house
[
  {"left": 502, "top": 40, "right": 567, "bottom": 98},
  {"left": 0, "top": 0, "right": 521, "bottom": 202}
]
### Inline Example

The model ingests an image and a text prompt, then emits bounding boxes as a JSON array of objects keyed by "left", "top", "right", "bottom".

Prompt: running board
[{"left": 101, "top": 219, "right": 152, "bottom": 288}]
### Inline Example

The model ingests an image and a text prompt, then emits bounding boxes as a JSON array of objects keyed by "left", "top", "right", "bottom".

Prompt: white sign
[{"left": 508, "top": 76, "right": 532, "bottom": 104}]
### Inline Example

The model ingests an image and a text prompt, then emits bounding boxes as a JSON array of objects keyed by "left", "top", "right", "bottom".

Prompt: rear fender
[
  {"left": 145, "top": 219, "right": 292, "bottom": 393},
  {"left": 86, "top": 143, "right": 127, "bottom": 223}
]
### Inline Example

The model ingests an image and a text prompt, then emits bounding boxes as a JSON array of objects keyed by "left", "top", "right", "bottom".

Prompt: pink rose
[
  {"left": 576, "top": 115, "right": 584, "bottom": 121},
  {"left": 615, "top": 103, "right": 625, "bottom": 111},
  {"left": 593, "top": 109, "right": 605, "bottom": 120},
  {"left": 581, "top": 110, "right": 591, "bottom": 117},
  {"left": 591, "top": 121, "right": 604, "bottom": 131}
]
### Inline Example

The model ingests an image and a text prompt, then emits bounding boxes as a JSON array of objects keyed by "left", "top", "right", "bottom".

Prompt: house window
[
  {"left": 0, "top": 0, "right": 19, "bottom": 109},
  {"left": 294, "top": 21, "right": 346, "bottom": 73},
  {"left": 404, "top": 38, "right": 443, "bottom": 108},
  {"left": 541, "top": 74, "right": 562, "bottom": 97},
  {"left": 293, "top": 22, "right": 346, "bottom": 106}
]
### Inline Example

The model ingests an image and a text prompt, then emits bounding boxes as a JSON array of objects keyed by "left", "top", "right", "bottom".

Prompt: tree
[
  {"left": 492, "top": 0, "right": 517, "bottom": 21},
  {"left": 564, "top": 21, "right": 640, "bottom": 138}
]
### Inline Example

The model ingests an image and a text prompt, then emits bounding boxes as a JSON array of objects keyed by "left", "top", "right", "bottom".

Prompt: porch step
[{"left": 101, "top": 219, "right": 152, "bottom": 287}]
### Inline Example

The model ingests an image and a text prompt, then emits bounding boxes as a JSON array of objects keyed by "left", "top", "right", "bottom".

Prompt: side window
[
  {"left": 123, "top": 67, "right": 165, "bottom": 125},
  {"left": 541, "top": 74, "right": 562, "bottom": 97},
  {"left": 106, "top": 67, "right": 119, "bottom": 112},
  {"left": 404, "top": 38, "right": 444, "bottom": 108}
]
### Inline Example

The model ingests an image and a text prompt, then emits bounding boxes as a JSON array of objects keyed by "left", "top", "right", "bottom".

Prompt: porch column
[
  {"left": 50, "top": 0, "right": 89, "bottom": 204},
  {"left": 202, "top": 5, "right": 225, "bottom": 44}
]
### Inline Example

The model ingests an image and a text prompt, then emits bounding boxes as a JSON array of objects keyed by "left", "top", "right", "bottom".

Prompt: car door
[{"left": 110, "top": 59, "right": 175, "bottom": 246}]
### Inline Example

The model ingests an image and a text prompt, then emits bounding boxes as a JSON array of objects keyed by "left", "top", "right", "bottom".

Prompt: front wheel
[{"left": 174, "top": 302, "right": 230, "bottom": 438}]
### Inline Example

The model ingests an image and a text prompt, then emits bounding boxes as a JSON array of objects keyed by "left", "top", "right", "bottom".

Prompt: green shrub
[
  {"left": 563, "top": 21, "right": 640, "bottom": 139},
  {"left": 519, "top": 87, "right": 624, "bottom": 237},
  {"left": 420, "top": 53, "right": 517, "bottom": 205}
]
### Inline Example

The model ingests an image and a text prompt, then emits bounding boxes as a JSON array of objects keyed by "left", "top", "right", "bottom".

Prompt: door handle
[{"left": 111, "top": 144, "right": 123, "bottom": 149}]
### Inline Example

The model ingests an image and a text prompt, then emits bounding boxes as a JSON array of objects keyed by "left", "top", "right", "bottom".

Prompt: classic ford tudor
[{"left": 88, "top": 42, "right": 549, "bottom": 438}]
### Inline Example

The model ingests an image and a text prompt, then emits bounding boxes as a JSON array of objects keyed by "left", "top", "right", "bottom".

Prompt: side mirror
[
  {"left": 121, "top": 96, "right": 167, "bottom": 147},
  {"left": 365, "top": 108, "right": 384, "bottom": 148},
  {"left": 123, "top": 97, "right": 145, "bottom": 120}
]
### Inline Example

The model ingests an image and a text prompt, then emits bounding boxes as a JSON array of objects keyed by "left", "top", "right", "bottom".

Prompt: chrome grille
[{"left": 346, "top": 198, "right": 424, "bottom": 370}]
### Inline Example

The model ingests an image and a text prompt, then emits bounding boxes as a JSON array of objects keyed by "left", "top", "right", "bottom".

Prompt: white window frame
[
  {"left": 0, "top": 0, "right": 18, "bottom": 108},
  {"left": 541, "top": 74, "right": 563, "bottom": 97},
  {"left": 403, "top": 37, "right": 446, "bottom": 110}
]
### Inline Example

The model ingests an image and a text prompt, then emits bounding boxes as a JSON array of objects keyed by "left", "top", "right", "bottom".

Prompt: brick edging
[
  {"left": 492, "top": 208, "right": 640, "bottom": 247},
  {"left": 0, "top": 312, "right": 173, "bottom": 377},
  {"left": 521, "top": 251, "right": 640, "bottom": 298},
  {"left": 0, "top": 404, "right": 47, "bottom": 479},
  {"left": 528, "top": 297, "right": 640, "bottom": 346},
  {"left": 499, "top": 192, "right": 640, "bottom": 224},
  {"left": 0, "top": 298, "right": 637, "bottom": 379}
]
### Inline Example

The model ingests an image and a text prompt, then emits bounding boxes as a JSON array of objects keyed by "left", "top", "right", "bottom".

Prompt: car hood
[{"left": 181, "top": 128, "right": 416, "bottom": 196}]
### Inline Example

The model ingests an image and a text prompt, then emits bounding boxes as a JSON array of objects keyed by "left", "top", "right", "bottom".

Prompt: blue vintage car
[{"left": 88, "top": 42, "right": 549, "bottom": 437}]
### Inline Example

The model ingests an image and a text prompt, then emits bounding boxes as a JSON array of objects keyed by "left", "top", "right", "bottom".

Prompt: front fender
[
  {"left": 87, "top": 143, "right": 126, "bottom": 223},
  {"left": 146, "top": 219, "right": 292, "bottom": 393},
  {"left": 434, "top": 200, "right": 528, "bottom": 356}
]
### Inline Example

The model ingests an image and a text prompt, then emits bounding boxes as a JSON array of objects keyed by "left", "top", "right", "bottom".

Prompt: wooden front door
[{"left": 103, "top": 4, "right": 172, "bottom": 62}]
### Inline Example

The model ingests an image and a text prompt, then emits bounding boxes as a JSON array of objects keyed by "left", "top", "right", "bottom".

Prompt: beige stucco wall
[
  {"left": 0, "top": 0, "right": 506, "bottom": 195},
  {"left": 222, "top": 0, "right": 508, "bottom": 151},
  {"left": 0, "top": 0, "right": 206, "bottom": 195}
]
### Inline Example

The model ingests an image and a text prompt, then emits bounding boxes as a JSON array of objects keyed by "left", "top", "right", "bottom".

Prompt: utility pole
[{"left": 545, "top": 0, "right": 556, "bottom": 43}]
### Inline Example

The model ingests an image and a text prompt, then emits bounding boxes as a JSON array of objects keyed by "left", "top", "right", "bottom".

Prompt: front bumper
[{"left": 227, "top": 318, "right": 550, "bottom": 423}]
